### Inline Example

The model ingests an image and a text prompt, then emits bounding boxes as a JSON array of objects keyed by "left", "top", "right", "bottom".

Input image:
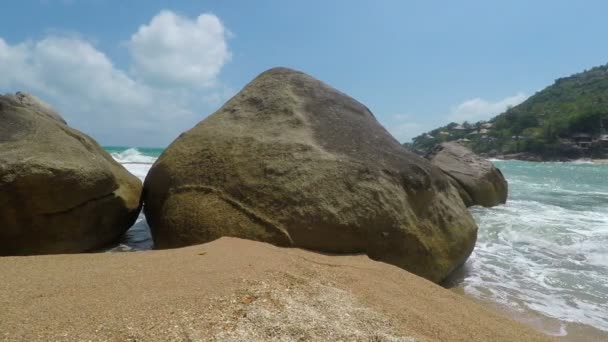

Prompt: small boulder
[
  {"left": 427, "top": 142, "right": 508, "bottom": 207},
  {"left": 144, "top": 68, "right": 478, "bottom": 283},
  {"left": 0, "top": 92, "right": 142, "bottom": 255}
]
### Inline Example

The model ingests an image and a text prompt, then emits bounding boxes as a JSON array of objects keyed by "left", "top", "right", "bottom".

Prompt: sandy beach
[{"left": 0, "top": 237, "right": 553, "bottom": 341}]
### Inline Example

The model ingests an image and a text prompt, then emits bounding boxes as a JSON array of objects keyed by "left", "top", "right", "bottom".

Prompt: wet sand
[
  {"left": 449, "top": 286, "right": 608, "bottom": 341},
  {"left": 0, "top": 237, "right": 553, "bottom": 341}
]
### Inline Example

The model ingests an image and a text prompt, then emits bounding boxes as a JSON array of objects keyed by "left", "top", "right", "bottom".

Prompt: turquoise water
[
  {"left": 104, "top": 146, "right": 160, "bottom": 251},
  {"left": 463, "top": 160, "right": 608, "bottom": 333},
  {"left": 104, "top": 146, "right": 164, "bottom": 159},
  {"left": 104, "top": 147, "right": 608, "bottom": 333}
]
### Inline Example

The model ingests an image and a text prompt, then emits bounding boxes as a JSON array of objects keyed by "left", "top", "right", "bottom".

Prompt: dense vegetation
[{"left": 411, "top": 64, "right": 608, "bottom": 159}]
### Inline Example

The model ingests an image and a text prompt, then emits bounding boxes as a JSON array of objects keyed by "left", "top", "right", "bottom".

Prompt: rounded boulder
[
  {"left": 144, "top": 68, "right": 478, "bottom": 283},
  {"left": 427, "top": 142, "right": 508, "bottom": 207},
  {"left": 0, "top": 93, "right": 142, "bottom": 255}
]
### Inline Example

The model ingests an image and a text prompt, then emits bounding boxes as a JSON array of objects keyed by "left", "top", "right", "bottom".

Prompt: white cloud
[
  {"left": 129, "top": 10, "right": 231, "bottom": 87},
  {"left": 447, "top": 93, "right": 527, "bottom": 123},
  {"left": 383, "top": 92, "right": 528, "bottom": 142},
  {"left": 0, "top": 10, "right": 233, "bottom": 146},
  {"left": 382, "top": 114, "right": 429, "bottom": 143}
]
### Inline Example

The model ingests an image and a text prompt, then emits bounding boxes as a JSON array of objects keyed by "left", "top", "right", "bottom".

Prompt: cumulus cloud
[
  {"left": 129, "top": 10, "right": 231, "bottom": 87},
  {"left": 0, "top": 36, "right": 146, "bottom": 104},
  {"left": 447, "top": 93, "right": 527, "bottom": 123},
  {"left": 0, "top": 10, "right": 232, "bottom": 146}
]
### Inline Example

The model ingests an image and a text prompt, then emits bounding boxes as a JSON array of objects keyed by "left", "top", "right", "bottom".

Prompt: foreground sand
[{"left": 0, "top": 237, "right": 552, "bottom": 341}]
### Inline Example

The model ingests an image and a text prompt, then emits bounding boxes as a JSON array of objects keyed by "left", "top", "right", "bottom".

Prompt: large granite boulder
[
  {"left": 144, "top": 68, "right": 478, "bottom": 282},
  {"left": 0, "top": 92, "right": 142, "bottom": 255},
  {"left": 427, "top": 142, "right": 508, "bottom": 207}
]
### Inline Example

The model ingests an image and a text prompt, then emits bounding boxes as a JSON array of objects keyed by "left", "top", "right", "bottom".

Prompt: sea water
[
  {"left": 104, "top": 147, "right": 161, "bottom": 252},
  {"left": 106, "top": 147, "right": 608, "bottom": 333},
  {"left": 462, "top": 160, "right": 608, "bottom": 333}
]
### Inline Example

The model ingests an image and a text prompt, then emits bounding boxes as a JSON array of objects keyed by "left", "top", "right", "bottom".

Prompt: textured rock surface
[
  {"left": 427, "top": 142, "right": 508, "bottom": 207},
  {"left": 0, "top": 92, "right": 142, "bottom": 255},
  {"left": 144, "top": 67, "right": 478, "bottom": 282}
]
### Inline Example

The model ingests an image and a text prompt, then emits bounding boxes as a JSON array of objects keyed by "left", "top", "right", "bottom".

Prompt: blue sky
[{"left": 1, "top": 0, "right": 608, "bottom": 146}]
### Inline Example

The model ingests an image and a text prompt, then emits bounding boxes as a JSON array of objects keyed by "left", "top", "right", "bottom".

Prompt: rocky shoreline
[
  {"left": 0, "top": 69, "right": 557, "bottom": 340},
  {"left": 481, "top": 151, "right": 608, "bottom": 163}
]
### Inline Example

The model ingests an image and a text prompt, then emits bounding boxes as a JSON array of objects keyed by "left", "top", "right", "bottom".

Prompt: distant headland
[{"left": 409, "top": 64, "right": 608, "bottom": 161}]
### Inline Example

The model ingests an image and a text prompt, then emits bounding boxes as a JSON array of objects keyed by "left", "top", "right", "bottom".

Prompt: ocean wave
[
  {"left": 464, "top": 159, "right": 608, "bottom": 331},
  {"left": 110, "top": 147, "right": 157, "bottom": 164},
  {"left": 466, "top": 194, "right": 608, "bottom": 332},
  {"left": 570, "top": 158, "right": 594, "bottom": 164}
]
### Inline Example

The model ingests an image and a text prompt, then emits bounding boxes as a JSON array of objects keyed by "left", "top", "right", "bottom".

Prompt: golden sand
[{"left": 0, "top": 237, "right": 554, "bottom": 341}]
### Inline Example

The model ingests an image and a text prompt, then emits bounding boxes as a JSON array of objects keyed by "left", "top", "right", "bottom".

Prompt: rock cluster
[{"left": 0, "top": 70, "right": 507, "bottom": 284}]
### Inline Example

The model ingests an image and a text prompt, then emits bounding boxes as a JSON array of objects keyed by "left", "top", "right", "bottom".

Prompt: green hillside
[{"left": 412, "top": 64, "right": 608, "bottom": 159}]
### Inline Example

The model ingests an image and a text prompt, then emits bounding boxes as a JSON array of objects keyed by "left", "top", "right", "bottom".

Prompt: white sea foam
[
  {"left": 462, "top": 161, "right": 608, "bottom": 332},
  {"left": 111, "top": 147, "right": 157, "bottom": 165},
  {"left": 124, "top": 163, "right": 153, "bottom": 181},
  {"left": 111, "top": 148, "right": 156, "bottom": 181},
  {"left": 570, "top": 158, "right": 594, "bottom": 164},
  {"left": 107, "top": 147, "right": 157, "bottom": 251}
]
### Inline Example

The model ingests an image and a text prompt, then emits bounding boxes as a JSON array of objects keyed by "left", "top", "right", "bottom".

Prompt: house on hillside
[
  {"left": 599, "top": 134, "right": 608, "bottom": 149},
  {"left": 450, "top": 123, "right": 475, "bottom": 132},
  {"left": 572, "top": 133, "right": 592, "bottom": 149},
  {"left": 465, "top": 127, "right": 492, "bottom": 136},
  {"left": 463, "top": 122, "right": 474, "bottom": 130}
]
